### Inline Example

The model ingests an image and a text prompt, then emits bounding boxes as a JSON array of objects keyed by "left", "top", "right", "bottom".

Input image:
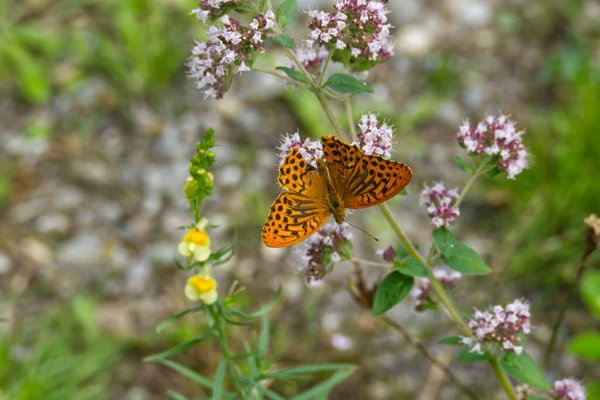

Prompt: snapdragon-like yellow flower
[
  {"left": 185, "top": 267, "right": 218, "bottom": 304},
  {"left": 178, "top": 219, "right": 211, "bottom": 262}
]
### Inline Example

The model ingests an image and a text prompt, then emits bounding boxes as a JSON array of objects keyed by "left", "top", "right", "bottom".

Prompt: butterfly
[{"left": 261, "top": 135, "right": 412, "bottom": 247}]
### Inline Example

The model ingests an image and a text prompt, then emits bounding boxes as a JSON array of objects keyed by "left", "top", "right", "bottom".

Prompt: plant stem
[
  {"left": 351, "top": 258, "right": 393, "bottom": 268},
  {"left": 318, "top": 48, "right": 335, "bottom": 88},
  {"left": 489, "top": 357, "right": 517, "bottom": 400},
  {"left": 251, "top": 66, "right": 309, "bottom": 87},
  {"left": 543, "top": 249, "right": 594, "bottom": 368},
  {"left": 344, "top": 96, "right": 357, "bottom": 138},
  {"left": 380, "top": 315, "right": 480, "bottom": 400}
]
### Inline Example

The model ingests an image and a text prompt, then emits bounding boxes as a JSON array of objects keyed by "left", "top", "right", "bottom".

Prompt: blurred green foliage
[
  {"left": 0, "top": 296, "right": 122, "bottom": 399},
  {"left": 0, "top": 0, "right": 195, "bottom": 108}
]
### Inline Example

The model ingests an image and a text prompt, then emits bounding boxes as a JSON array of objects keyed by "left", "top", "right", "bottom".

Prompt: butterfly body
[
  {"left": 262, "top": 135, "right": 412, "bottom": 248},
  {"left": 316, "top": 158, "right": 346, "bottom": 224}
]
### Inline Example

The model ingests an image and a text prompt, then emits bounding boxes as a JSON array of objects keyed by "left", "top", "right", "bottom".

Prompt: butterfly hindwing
[
  {"left": 321, "top": 135, "right": 412, "bottom": 209},
  {"left": 261, "top": 192, "right": 330, "bottom": 247}
]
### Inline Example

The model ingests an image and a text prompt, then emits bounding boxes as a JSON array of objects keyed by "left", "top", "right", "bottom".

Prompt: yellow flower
[
  {"left": 185, "top": 273, "right": 218, "bottom": 304},
  {"left": 178, "top": 219, "right": 211, "bottom": 261}
]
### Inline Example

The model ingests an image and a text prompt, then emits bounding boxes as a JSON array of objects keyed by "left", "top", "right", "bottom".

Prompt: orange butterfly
[{"left": 261, "top": 135, "right": 412, "bottom": 247}]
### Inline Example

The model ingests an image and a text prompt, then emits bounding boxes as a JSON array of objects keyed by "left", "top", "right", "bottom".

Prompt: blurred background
[{"left": 1, "top": 0, "right": 599, "bottom": 398}]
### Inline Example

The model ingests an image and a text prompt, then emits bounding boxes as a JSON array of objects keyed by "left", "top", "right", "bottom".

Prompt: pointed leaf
[
  {"left": 438, "top": 336, "right": 464, "bottom": 345},
  {"left": 457, "top": 346, "right": 490, "bottom": 362},
  {"left": 276, "top": 0, "right": 297, "bottom": 27},
  {"left": 273, "top": 34, "right": 294, "bottom": 48},
  {"left": 396, "top": 259, "right": 429, "bottom": 277},
  {"left": 212, "top": 360, "right": 228, "bottom": 400},
  {"left": 451, "top": 156, "right": 473, "bottom": 173},
  {"left": 432, "top": 228, "right": 457, "bottom": 254},
  {"left": 276, "top": 66, "right": 309, "bottom": 84},
  {"left": 323, "top": 73, "right": 374, "bottom": 94},
  {"left": 440, "top": 242, "right": 491, "bottom": 275},
  {"left": 372, "top": 271, "right": 414, "bottom": 316},
  {"left": 156, "top": 305, "right": 204, "bottom": 333},
  {"left": 145, "top": 333, "right": 214, "bottom": 361},
  {"left": 500, "top": 351, "right": 550, "bottom": 390},
  {"left": 258, "top": 315, "right": 270, "bottom": 355}
]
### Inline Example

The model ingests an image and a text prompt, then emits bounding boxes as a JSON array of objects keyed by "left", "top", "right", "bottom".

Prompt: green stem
[
  {"left": 251, "top": 66, "right": 309, "bottom": 87},
  {"left": 344, "top": 96, "right": 357, "bottom": 138},
  {"left": 489, "top": 357, "right": 517, "bottom": 400},
  {"left": 380, "top": 315, "right": 480, "bottom": 400},
  {"left": 543, "top": 249, "right": 593, "bottom": 368},
  {"left": 318, "top": 47, "right": 335, "bottom": 88}
]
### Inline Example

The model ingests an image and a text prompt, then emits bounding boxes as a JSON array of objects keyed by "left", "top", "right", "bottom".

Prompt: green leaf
[
  {"left": 276, "top": 66, "right": 309, "bottom": 84},
  {"left": 323, "top": 73, "right": 374, "bottom": 94},
  {"left": 581, "top": 270, "right": 600, "bottom": 319},
  {"left": 567, "top": 331, "right": 600, "bottom": 361},
  {"left": 500, "top": 351, "right": 550, "bottom": 390},
  {"left": 372, "top": 271, "right": 414, "bottom": 316},
  {"left": 144, "top": 333, "right": 214, "bottom": 361},
  {"left": 400, "top": 188, "right": 408, "bottom": 195},
  {"left": 432, "top": 228, "right": 491, "bottom": 275},
  {"left": 440, "top": 242, "right": 491, "bottom": 275},
  {"left": 273, "top": 34, "right": 294, "bottom": 48},
  {"left": 258, "top": 315, "right": 270, "bottom": 355},
  {"left": 157, "top": 359, "right": 235, "bottom": 399},
  {"left": 167, "top": 390, "right": 189, "bottom": 400},
  {"left": 451, "top": 155, "right": 473, "bottom": 173},
  {"left": 264, "top": 364, "right": 357, "bottom": 400},
  {"left": 485, "top": 165, "right": 503, "bottom": 178},
  {"left": 276, "top": 0, "right": 297, "bottom": 27},
  {"left": 222, "top": 287, "right": 282, "bottom": 319},
  {"left": 396, "top": 259, "right": 429, "bottom": 277},
  {"left": 432, "top": 228, "right": 456, "bottom": 254},
  {"left": 289, "top": 366, "right": 357, "bottom": 400},
  {"left": 156, "top": 305, "right": 204, "bottom": 333},
  {"left": 438, "top": 336, "right": 464, "bottom": 345},
  {"left": 586, "top": 380, "right": 600, "bottom": 400},
  {"left": 456, "top": 346, "right": 490, "bottom": 362},
  {"left": 212, "top": 360, "right": 228, "bottom": 400}
]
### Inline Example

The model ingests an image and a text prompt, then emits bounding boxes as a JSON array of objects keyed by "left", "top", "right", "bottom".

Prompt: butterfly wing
[
  {"left": 262, "top": 147, "right": 330, "bottom": 247},
  {"left": 321, "top": 135, "right": 412, "bottom": 209},
  {"left": 261, "top": 192, "right": 330, "bottom": 247}
]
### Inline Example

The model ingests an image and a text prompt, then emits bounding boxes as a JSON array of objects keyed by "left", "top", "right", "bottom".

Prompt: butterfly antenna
[{"left": 345, "top": 220, "right": 379, "bottom": 242}]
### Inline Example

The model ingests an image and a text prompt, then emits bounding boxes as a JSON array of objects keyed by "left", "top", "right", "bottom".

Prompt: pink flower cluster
[
  {"left": 419, "top": 182, "right": 460, "bottom": 228},
  {"left": 552, "top": 379, "right": 586, "bottom": 400},
  {"left": 461, "top": 298, "right": 531, "bottom": 355},
  {"left": 278, "top": 132, "right": 323, "bottom": 169},
  {"left": 355, "top": 112, "right": 394, "bottom": 158},
  {"left": 307, "top": 0, "right": 393, "bottom": 64},
  {"left": 291, "top": 45, "right": 330, "bottom": 75},
  {"left": 187, "top": 12, "right": 275, "bottom": 99},
  {"left": 295, "top": 220, "right": 353, "bottom": 284},
  {"left": 190, "top": 0, "right": 240, "bottom": 22},
  {"left": 411, "top": 267, "right": 462, "bottom": 310},
  {"left": 457, "top": 113, "right": 529, "bottom": 179}
]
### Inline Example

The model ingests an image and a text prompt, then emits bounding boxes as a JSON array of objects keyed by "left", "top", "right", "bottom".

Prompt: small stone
[
  {"left": 56, "top": 232, "right": 105, "bottom": 268},
  {"left": 0, "top": 252, "right": 13, "bottom": 274},
  {"left": 22, "top": 238, "right": 53, "bottom": 266},
  {"left": 35, "top": 213, "right": 71, "bottom": 234}
]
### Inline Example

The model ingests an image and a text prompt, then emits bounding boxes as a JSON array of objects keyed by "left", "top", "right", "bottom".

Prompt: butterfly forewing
[
  {"left": 262, "top": 147, "right": 330, "bottom": 247},
  {"left": 277, "top": 147, "right": 325, "bottom": 198},
  {"left": 321, "top": 135, "right": 412, "bottom": 209},
  {"left": 261, "top": 192, "right": 330, "bottom": 247}
]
